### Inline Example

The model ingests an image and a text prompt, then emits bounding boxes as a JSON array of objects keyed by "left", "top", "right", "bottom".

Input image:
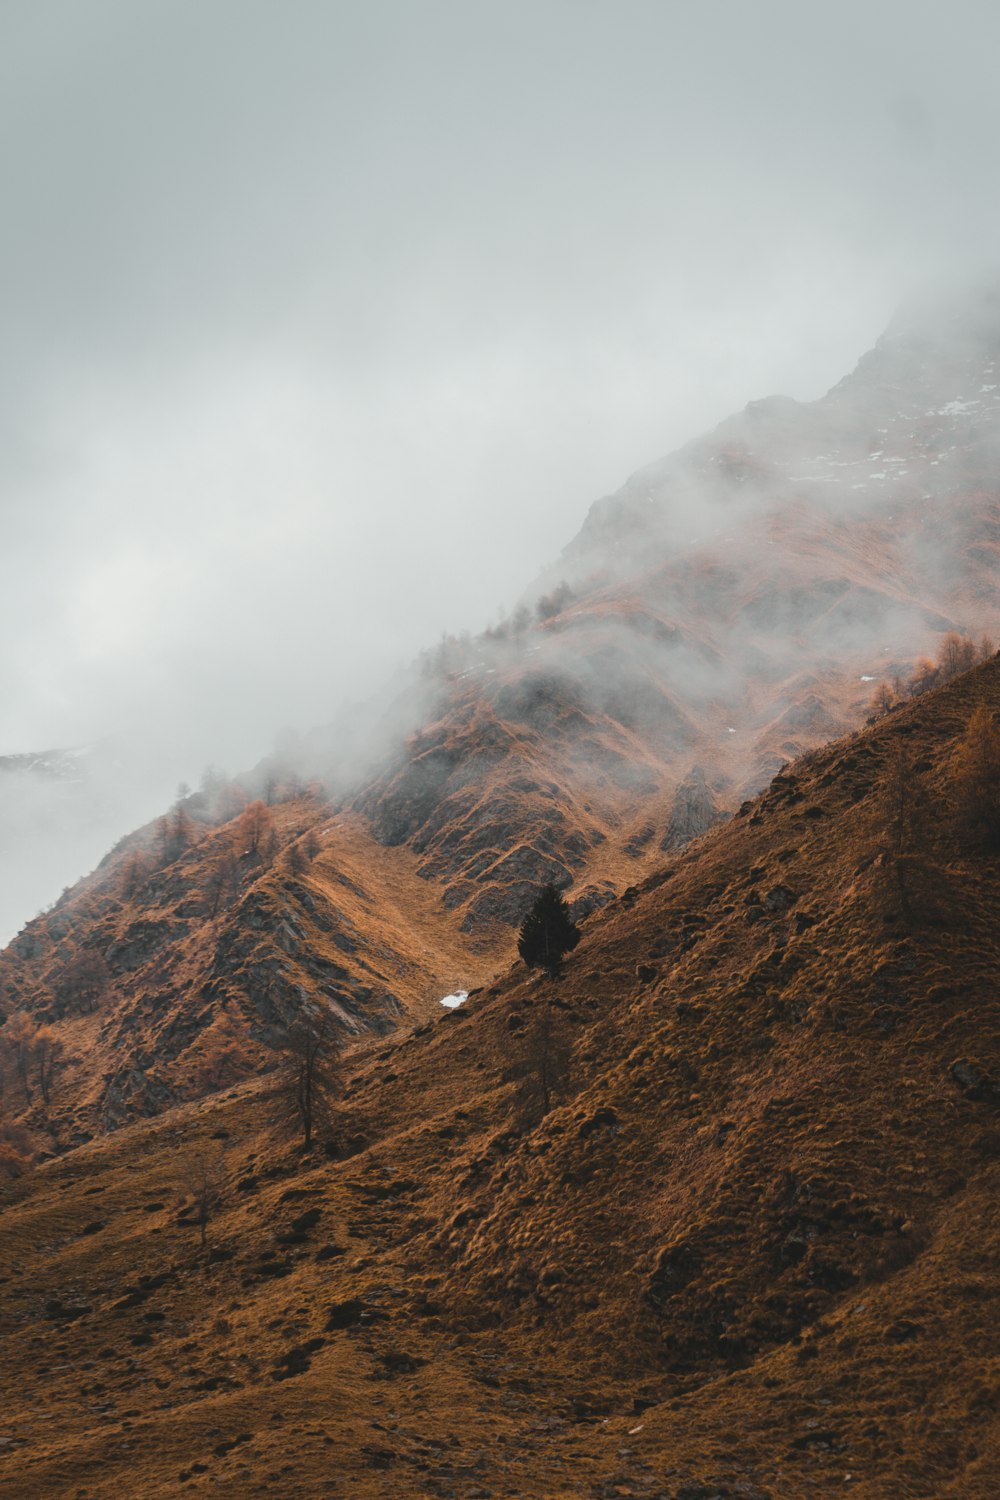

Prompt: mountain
[
  {"left": 357, "top": 279, "right": 1000, "bottom": 924},
  {"left": 1, "top": 654, "right": 998, "bottom": 1497},
  {"left": 4, "top": 286, "right": 1000, "bottom": 1141}
]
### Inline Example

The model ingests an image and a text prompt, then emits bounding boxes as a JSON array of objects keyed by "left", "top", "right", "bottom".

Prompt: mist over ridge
[
  {"left": 7, "top": 275, "right": 1000, "bottom": 951},
  {"left": 6, "top": 2, "right": 1000, "bottom": 939},
  {"left": 6, "top": 12, "right": 1000, "bottom": 1496}
]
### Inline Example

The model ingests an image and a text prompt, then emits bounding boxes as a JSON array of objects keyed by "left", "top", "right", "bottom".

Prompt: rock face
[{"left": 662, "top": 767, "right": 726, "bottom": 851}]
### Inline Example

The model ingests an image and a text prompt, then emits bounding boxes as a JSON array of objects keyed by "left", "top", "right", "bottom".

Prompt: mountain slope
[
  {"left": 0, "top": 795, "right": 506, "bottom": 1142},
  {"left": 1, "top": 658, "right": 998, "bottom": 1497},
  {"left": 5, "top": 287, "right": 1000, "bottom": 1139},
  {"left": 355, "top": 281, "right": 1000, "bottom": 925}
]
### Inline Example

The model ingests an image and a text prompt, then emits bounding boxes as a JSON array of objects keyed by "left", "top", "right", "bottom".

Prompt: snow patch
[{"left": 440, "top": 991, "right": 468, "bottom": 1009}]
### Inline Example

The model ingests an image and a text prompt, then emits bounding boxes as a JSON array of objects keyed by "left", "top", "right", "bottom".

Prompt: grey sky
[{"left": 3, "top": 0, "right": 1000, "bottom": 772}]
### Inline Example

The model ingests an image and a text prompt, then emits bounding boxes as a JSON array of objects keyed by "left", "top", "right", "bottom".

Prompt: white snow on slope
[{"left": 440, "top": 991, "right": 468, "bottom": 1009}]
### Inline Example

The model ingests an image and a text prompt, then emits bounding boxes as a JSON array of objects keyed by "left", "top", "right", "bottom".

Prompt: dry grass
[{"left": 2, "top": 663, "right": 1000, "bottom": 1495}]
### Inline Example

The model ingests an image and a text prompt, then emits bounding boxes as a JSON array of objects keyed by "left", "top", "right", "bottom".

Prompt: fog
[{"left": 3, "top": 0, "right": 1000, "bottom": 938}]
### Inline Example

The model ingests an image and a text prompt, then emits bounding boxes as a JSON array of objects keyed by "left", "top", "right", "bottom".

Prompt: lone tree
[
  {"left": 34, "top": 1026, "right": 64, "bottom": 1106},
  {"left": 188, "top": 1149, "right": 226, "bottom": 1248},
  {"left": 517, "top": 884, "right": 580, "bottom": 975},
  {"left": 279, "top": 1013, "right": 342, "bottom": 1152}
]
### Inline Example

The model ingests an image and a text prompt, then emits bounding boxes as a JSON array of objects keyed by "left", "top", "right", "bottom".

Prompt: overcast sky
[{"left": 3, "top": 0, "right": 1000, "bottom": 777}]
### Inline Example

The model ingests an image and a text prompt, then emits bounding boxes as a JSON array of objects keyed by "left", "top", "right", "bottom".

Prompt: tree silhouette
[
  {"left": 279, "top": 1015, "right": 342, "bottom": 1152},
  {"left": 517, "top": 884, "right": 580, "bottom": 975}
]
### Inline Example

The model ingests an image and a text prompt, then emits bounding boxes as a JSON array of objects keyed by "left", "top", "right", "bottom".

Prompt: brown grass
[{"left": 2, "top": 663, "right": 1000, "bottom": 1495}]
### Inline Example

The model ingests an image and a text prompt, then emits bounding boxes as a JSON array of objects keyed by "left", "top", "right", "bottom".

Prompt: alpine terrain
[{"left": 1, "top": 286, "right": 999, "bottom": 1499}]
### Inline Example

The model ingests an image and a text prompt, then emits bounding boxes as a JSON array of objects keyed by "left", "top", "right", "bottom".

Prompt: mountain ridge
[
  {"left": 3, "top": 288, "right": 1000, "bottom": 1144},
  {"left": 0, "top": 651, "right": 998, "bottom": 1495}
]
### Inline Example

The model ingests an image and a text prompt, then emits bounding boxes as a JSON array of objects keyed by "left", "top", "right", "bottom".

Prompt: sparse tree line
[
  {"left": 868, "top": 631, "right": 996, "bottom": 720},
  {"left": 417, "top": 580, "right": 580, "bottom": 681},
  {"left": 0, "top": 881, "right": 584, "bottom": 1194},
  {"left": 116, "top": 785, "right": 324, "bottom": 917},
  {"left": 0, "top": 1011, "right": 63, "bottom": 1106}
]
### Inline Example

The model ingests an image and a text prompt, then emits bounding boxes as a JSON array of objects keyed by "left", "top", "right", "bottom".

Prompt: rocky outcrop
[{"left": 661, "top": 766, "right": 726, "bottom": 851}]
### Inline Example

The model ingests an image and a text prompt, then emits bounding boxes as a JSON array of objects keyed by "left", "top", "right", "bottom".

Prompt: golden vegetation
[{"left": 1, "top": 659, "right": 999, "bottom": 1496}]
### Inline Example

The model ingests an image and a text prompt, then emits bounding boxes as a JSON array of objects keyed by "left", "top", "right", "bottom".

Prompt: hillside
[
  {"left": 4, "top": 288, "right": 1000, "bottom": 1141},
  {"left": 0, "top": 793, "right": 506, "bottom": 1143},
  {"left": 355, "top": 280, "right": 1000, "bottom": 926},
  {"left": 1, "top": 658, "right": 998, "bottom": 1497}
]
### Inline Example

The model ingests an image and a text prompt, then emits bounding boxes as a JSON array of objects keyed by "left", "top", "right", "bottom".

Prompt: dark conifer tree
[{"left": 517, "top": 884, "right": 580, "bottom": 975}]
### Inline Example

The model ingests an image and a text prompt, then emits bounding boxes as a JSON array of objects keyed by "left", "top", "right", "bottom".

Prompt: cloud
[{"left": 2, "top": 0, "right": 1000, "bottom": 932}]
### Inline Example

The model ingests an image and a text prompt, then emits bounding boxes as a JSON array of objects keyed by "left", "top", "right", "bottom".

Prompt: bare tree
[
  {"left": 188, "top": 1150, "right": 226, "bottom": 1248},
  {"left": 869, "top": 680, "right": 896, "bottom": 718},
  {"left": 205, "top": 850, "right": 241, "bottom": 918},
  {"left": 909, "top": 656, "right": 938, "bottom": 696},
  {"left": 35, "top": 1026, "right": 64, "bottom": 1106},
  {"left": 156, "top": 804, "right": 198, "bottom": 867},
  {"left": 938, "top": 632, "right": 978, "bottom": 682},
  {"left": 237, "top": 800, "right": 275, "bottom": 861},
  {"left": 4, "top": 1012, "right": 37, "bottom": 1103},
  {"left": 279, "top": 1015, "right": 342, "bottom": 1152}
]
